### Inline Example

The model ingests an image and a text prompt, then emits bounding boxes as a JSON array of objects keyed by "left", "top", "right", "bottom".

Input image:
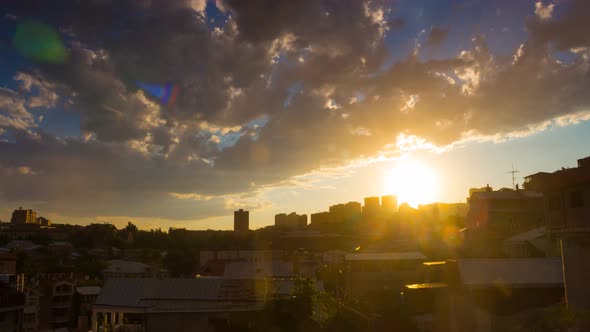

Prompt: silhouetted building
[
  {"left": 0, "top": 286, "right": 25, "bottom": 332},
  {"left": 233, "top": 209, "right": 249, "bottom": 232},
  {"left": 275, "top": 212, "right": 307, "bottom": 229},
  {"left": 310, "top": 211, "right": 332, "bottom": 226},
  {"left": 464, "top": 187, "right": 544, "bottom": 256},
  {"left": 92, "top": 278, "right": 265, "bottom": 332},
  {"left": 381, "top": 195, "right": 398, "bottom": 214},
  {"left": 75, "top": 286, "right": 101, "bottom": 332},
  {"left": 330, "top": 202, "right": 362, "bottom": 223},
  {"left": 11, "top": 207, "right": 37, "bottom": 224},
  {"left": 524, "top": 156, "right": 590, "bottom": 313},
  {"left": 310, "top": 201, "right": 361, "bottom": 232},
  {"left": 363, "top": 196, "right": 381, "bottom": 215},
  {"left": 36, "top": 216, "right": 51, "bottom": 227},
  {"left": 404, "top": 258, "right": 564, "bottom": 332}
]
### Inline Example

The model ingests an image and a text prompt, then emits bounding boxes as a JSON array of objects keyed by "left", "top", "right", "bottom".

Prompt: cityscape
[
  {"left": 0, "top": 155, "right": 587, "bottom": 331},
  {"left": 2, "top": 0, "right": 590, "bottom": 331}
]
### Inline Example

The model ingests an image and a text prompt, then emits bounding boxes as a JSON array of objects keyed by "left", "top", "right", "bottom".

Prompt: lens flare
[
  {"left": 12, "top": 21, "right": 68, "bottom": 64},
  {"left": 136, "top": 81, "right": 179, "bottom": 107}
]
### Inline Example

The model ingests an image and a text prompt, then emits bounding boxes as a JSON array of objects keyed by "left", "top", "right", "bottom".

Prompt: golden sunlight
[{"left": 383, "top": 159, "right": 439, "bottom": 208}]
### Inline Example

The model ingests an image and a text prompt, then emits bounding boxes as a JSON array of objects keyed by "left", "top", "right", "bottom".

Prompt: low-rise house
[
  {"left": 501, "top": 226, "right": 559, "bottom": 258},
  {"left": 102, "top": 260, "right": 155, "bottom": 279},
  {"left": 223, "top": 261, "right": 294, "bottom": 279},
  {"left": 465, "top": 187, "right": 545, "bottom": 257},
  {"left": 524, "top": 156, "right": 590, "bottom": 315},
  {"left": 344, "top": 251, "right": 426, "bottom": 297},
  {"left": 404, "top": 258, "right": 564, "bottom": 332},
  {"left": 199, "top": 250, "right": 288, "bottom": 269},
  {"left": 92, "top": 278, "right": 266, "bottom": 332},
  {"left": 27, "top": 273, "right": 77, "bottom": 331},
  {"left": 75, "top": 286, "right": 101, "bottom": 332}
]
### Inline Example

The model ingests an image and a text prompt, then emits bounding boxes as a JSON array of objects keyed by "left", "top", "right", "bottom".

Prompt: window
[{"left": 570, "top": 191, "right": 584, "bottom": 208}]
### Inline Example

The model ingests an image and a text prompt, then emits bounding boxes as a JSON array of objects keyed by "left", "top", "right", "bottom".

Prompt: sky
[{"left": 1, "top": 0, "right": 590, "bottom": 230}]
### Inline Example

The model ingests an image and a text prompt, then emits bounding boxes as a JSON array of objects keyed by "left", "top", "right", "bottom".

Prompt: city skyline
[{"left": 2, "top": 1, "right": 590, "bottom": 230}]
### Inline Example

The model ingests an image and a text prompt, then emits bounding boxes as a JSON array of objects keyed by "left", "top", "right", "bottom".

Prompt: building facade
[
  {"left": 10, "top": 208, "right": 37, "bottom": 224},
  {"left": 233, "top": 209, "right": 249, "bottom": 232},
  {"left": 524, "top": 156, "right": 590, "bottom": 313}
]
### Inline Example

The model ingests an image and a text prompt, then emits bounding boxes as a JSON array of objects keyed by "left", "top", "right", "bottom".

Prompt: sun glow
[{"left": 383, "top": 159, "right": 439, "bottom": 208}]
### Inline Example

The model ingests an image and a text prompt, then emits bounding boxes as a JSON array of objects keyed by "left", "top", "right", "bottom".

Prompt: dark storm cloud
[{"left": 2, "top": 0, "right": 590, "bottom": 221}]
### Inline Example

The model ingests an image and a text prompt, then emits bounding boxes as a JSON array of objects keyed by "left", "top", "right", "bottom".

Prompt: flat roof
[
  {"left": 96, "top": 278, "right": 265, "bottom": 312},
  {"left": 457, "top": 258, "right": 563, "bottom": 287},
  {"left": 345, "top": 252, "right": 426, "bottom": 261}
]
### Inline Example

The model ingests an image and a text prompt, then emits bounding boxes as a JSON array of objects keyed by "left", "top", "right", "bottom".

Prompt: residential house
[
  {"left": 404, "top": 258, "right": 564, "bottom": 332},
  {"left": 92, "top": 278, "right": 266, "bottom": 332},
  {"left": 524, "top": 156, "right": 590, "bottom": 315}
]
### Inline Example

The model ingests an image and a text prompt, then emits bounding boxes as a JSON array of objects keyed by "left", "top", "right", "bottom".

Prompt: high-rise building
[
  {"left": 310, "top": 212, "right": 332, "bottom": 226},
  {"left": 36, "top": 217, "right": 51, "bottom": 227},
  {"left": 10, "top": 208, "right": 36, "bottom": 224},
  {"left": 381, "top": 195, "right": 398, "bottom": 214},
  {"left": 233, "top": 209, "right": 249, "bottom": 232},
  {"left": 363, "top": 196, "right": 380, "bottom": 214},
  {"left": 275, "top": 213, "right": 307, "bottom": 229}
]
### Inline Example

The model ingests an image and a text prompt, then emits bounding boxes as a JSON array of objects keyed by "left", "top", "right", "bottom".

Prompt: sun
[{"left": 383, "top": 159, "right": 439, "bottom": 208}]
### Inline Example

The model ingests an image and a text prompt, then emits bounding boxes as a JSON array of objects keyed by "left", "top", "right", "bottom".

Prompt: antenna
[{"left": 506, "top": 163, "right": 520, "bottom": 190}]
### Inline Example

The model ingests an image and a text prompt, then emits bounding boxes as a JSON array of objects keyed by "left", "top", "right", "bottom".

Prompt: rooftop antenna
[{"left": 506, "top": 164, "right": 520, "bottom": 190}]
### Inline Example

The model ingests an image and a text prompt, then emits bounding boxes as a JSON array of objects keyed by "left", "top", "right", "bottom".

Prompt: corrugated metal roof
[
  {"left": 456, "top": 258, "right": 563, "bottom": 287},
  {"left": 223, "top": 261, "right": 294, "bottom": 279},
  {"left": 96, "top": 278, "right": 265, "bottom": 310},
  {"left": 505, "top": 226, "right": 546, "bottom": 243},
  {"left": 345, "top": 252, "right": 426, "bottom": 261}
]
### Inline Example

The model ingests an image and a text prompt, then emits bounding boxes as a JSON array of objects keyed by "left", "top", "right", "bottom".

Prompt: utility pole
[{"left": 506, "top": 164, "right": 520, "bottom": 190}]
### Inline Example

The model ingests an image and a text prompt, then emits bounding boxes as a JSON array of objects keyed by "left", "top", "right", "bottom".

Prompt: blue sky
[{"left": 1, "top": 0, "right": 589, "bottom": 229}]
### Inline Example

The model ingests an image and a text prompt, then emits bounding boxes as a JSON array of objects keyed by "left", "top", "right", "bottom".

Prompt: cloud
[
  {"left": 528, "top": 0, "right": 590, "bottom": 50},
  {"left": 534, "top": 2, "right": 555, "bottom": 20},
  {"left": 426, "top": 26, "right": 449, "bottom": 46},
  {"left": 2, "top": 0, "right": 590, "bottom": 224}
]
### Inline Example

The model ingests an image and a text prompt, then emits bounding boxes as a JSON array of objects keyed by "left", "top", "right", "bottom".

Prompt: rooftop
[
  {"left": 505, "top": 226, "right": 546, "bottom": 243},
  {"left": 345, "top": 252, "right": 426, "bottom": 261},
  {"left": 76, "top": 286, "right": 101, "bottom": 296},
  {"left": 104, "top": 260, "right": 151, "bottom": 274},
  {"left": 456, "top": 258, "right": 563, "bottom": 288},
  {"left": 470, "top": 189, "right": 543, "bottom": 200},
  {"left": 223, "top": 261, "right": 294, "bottom": 279},
  {"left": 95, "top": 278, "right": 265, "bottom": 312}
]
